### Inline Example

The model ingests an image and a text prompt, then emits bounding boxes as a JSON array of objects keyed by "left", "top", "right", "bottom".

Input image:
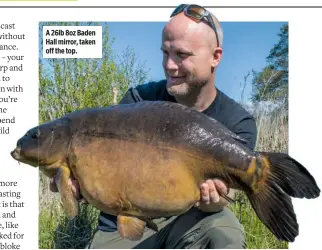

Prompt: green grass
[
  {"left": 230, "top": 102, "right": 289, "bottom": 249},
  {"left": 38, "top": 103, "right": 289, "bottom": 249},
  {"left": 229, "top": 192, "right": 288, "bottom": 249},
  {"left": 39, "top": 174, "right": 99, "bottom": 249},
  {"left": 39, "top": 202, "right": 99, "bottom": 249}
]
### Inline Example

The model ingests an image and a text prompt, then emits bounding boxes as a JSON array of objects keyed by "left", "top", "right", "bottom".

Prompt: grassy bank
[{"left": 39, "top": 106, "right": 289, "bottom": 249}]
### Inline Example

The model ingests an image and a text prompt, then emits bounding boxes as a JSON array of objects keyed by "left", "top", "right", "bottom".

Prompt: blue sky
[
  {"left": 40, "top": 21, "right": 287, "bottom": 103},
  {"left": 106, "top": 21, "right": 286, "bottom": 102}
]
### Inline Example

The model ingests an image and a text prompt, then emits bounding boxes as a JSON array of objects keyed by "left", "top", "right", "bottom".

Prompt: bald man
[{"left": 51, "top": 4, "right": 257, "bottom": 249}]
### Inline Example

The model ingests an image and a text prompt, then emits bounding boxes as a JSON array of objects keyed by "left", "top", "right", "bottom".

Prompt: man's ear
[{"left": 211, "top": 47, "right": 223, "bottom": 68}]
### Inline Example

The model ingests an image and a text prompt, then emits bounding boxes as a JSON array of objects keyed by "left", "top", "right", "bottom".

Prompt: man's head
[{"left": 162, "top": 5, "right": 223, "bottom": 98}]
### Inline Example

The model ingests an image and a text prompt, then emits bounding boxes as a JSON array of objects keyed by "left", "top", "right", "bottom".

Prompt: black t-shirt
[{"left": 97, "top": 80, "right": 257, "bottom": 232}]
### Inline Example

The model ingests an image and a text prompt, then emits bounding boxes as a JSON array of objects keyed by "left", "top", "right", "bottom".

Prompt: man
[{"left": 51, "top": 4, "right": 257, "bottom": 249}]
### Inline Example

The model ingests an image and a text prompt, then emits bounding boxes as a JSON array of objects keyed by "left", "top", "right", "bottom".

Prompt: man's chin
[{"left": 166, "top": 82, "right": 190, "bottom": 97}]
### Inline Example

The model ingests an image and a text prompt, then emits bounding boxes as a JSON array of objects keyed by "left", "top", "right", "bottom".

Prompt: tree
[
  {"left": 39, "top": 22, "right": 150, "bottom": 123},
  {"left": 251, "top": 24, "right": 288, "bottom": 111}
]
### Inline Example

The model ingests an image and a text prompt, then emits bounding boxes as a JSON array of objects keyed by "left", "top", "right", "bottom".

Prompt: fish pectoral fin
[
  {"left": 117, "top": 215, "right": 146, "bottom": 241},
  {"left": 56, "top": 164, "right": 79, "bottom": 219}
]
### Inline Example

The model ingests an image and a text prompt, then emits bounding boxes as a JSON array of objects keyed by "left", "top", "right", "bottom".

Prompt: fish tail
[{"left": 246, "top": 152, "right": 320, "bottom": 242}]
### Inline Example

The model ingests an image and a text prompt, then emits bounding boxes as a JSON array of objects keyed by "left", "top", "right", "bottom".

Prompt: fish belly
[{"left": 69, "top": 136, "right": 203, "bottom": 218}]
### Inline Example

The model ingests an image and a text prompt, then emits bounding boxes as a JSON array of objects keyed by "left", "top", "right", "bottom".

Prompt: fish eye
[{"left": 31, "top": 131, "right": 40, "bottom": 139}]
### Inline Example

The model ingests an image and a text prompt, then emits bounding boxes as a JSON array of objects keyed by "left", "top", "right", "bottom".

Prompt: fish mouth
[
  {"left": 11, "top": 146, "right": 21, "bottom": 160},
  {"left": 10, "top": 145, "right": 39, "bottom": 167}
]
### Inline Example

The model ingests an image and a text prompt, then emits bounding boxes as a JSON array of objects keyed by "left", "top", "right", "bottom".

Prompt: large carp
[{"left": 11, "top": 101, "right": 320, "bottom": 242}]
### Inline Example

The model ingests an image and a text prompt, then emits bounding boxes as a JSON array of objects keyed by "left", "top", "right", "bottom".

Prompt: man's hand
[
  {"left": 49, "top": 175, "right": 87, "bottom": 203},
  {"left": 195, "top": 179, "right": 232, "bottom": 212}
]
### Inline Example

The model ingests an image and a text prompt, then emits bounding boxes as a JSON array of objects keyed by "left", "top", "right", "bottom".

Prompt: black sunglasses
[{"left": 170, "top": 4, "right": 220, "bottom": 47}]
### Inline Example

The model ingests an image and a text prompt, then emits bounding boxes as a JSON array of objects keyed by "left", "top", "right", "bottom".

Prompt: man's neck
[{"left": 175, "top": 83, "right": 217, "bottom": 112}]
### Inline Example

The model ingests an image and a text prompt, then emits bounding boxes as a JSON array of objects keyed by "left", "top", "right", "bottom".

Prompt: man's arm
[
  {"left": 233, "top": 116, "right": 257, "bottom": 150},
  {"left": 198, "top": 115, "right": 257, "bottom": 212}
]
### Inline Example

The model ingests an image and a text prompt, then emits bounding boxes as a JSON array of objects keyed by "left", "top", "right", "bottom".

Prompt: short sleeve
[
  {"left": 119, "top": 88, "right": 143, "bottom": 104},
  {"left": 232, "top": 116, "right": 257, "bottom": 150}
]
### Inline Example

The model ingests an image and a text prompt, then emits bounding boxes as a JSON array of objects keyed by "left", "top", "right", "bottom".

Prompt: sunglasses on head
[{"left": 170, "top": 4, "right": 220, "bottom": 47}]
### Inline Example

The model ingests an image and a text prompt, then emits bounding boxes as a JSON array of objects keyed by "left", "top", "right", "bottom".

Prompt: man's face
[{"left": 161, "top": 14, "right": 221, "bottom": 97}]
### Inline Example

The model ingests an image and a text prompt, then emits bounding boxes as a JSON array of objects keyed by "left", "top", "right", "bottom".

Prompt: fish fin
[
  {"left": 55, "top": 164, "right": 79, "bottom": 218},
  {"left": 117, "top": 215, "right": 146, "bottom": 241},
  {"left": 246, "top": 152, "right": 320, "bottom": 242},
  {"left": 247, "top": 181, "right": 298, "bottom": 242},
  {"left": 258, "top": 152, "right": 320, "bottom": 199}
]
